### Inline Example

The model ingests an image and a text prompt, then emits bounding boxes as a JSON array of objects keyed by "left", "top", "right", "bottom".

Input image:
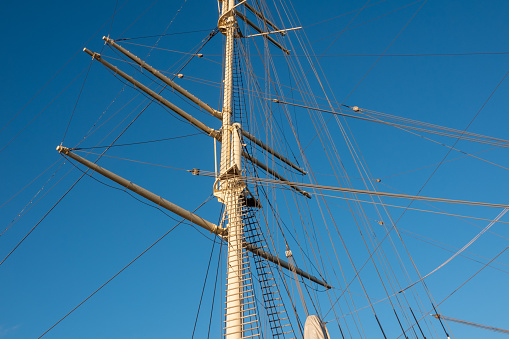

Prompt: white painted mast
[
  {"left": 217, "top": 1, "right": 246, "bottom": 338},
  {"left": 61, "top": 3, "right": 329, "bottom": 336}
]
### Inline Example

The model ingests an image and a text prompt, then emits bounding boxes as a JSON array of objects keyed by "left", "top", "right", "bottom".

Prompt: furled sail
[{"left": 304, "top": 315, "right": 330, "bottom": 339}]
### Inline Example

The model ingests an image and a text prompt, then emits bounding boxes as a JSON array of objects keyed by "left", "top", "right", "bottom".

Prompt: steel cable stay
[
  {"left": 393, "top": 245, "right": 509, "bottom": 339},
  {"left": 236, "top": 38, "right": 305, "bottom": 172},
  {"left": 398, "top": 207, "right": 508, "bottom": 294},
  {"left": 231, "top": 37, "right": 312, "bottom": 338},
  {"left": 274, "top": 41, "right": 500, "bottom": 318},
  {"left": 236, "top": 13, "right": 368, "bottom": 334},
  {"left": 115, "top": 0, "right": 162, "bottom": 40},
  {"left": 325, "top": 243, "right": 509, "bottom": 337},
  {"left": 36, "top": 213, "right": 198, "bottom": 339},
  {"left": 379, "top": 147, "right": 498, "bottom": 180},
  {"left": 268, "top": 2, "right": 438, "bottom": 334},
  {"left": 122, "top": 73, "right": 507, "bottom": 165},
  {"left": 298, "top": 83, "right": 424, "bottom": 338},
  {"left": 248, "top": 4, "right": 383, "bottom": 334},
  {"left": 239, "top": 13, "right": 372, "bottom": 334},
  {"left": 105, "top": 40, "right": 509, "bottom": 58},
  {"left": 274, "top": 100, "right": 509, "bottom": 149},
  {"left": 0, "top": 161, "right": 69, "bottom": 238},
  {"left": 0, "top": 169, "right": 88, "bottom": 268},
  {"left": 325, "top": 192, "right": 509, "bottom": 233},
  {"left": 297, "top": 144, "right": 495, "bottom": 182},
  {"left": 61, "top": 59, "right": 94, "bottom": 145},
  {"left": 362, "top": 66, "right": 509, "bottom": 339},
  {"left": 236, "top": 74, "right": 344, "bottom": 336},
  {"left": 310, "top": 91, "right": 504, "bottom": 339},
  {"left": 207, "top": 235, "right": 223, "bottom": 339},
  {"left": 233, "top": 49, "right": 310, "bottom": 185},
  {"left": 192, "top": 221, "right": 220, "bottom": 338},
  {"left": 71, "top": 133, "right": 202, "bottom": 150},
  {"left": 311, "top": 96, "right": 429, "bottom": 338},
  {"left": 377, "top": 180, "right": 509, "bottom": 241},
  {"left": 0, "top": 158, "right": 62, "bottom": 211},
  {"left": 114, "top": 28, "right": 216, "bottom": 41},
  {"left": 0, "top": 87, "right": 155, "bottom": 242},
  {"left": 244, "top": 1, "right": 486, "bottom": 334},
  {"left": 310, "top": 0, "right": 425, "bottom": 45},
  {"left": 400, "top": 229, "right": 509, "bottom": 275},
  {"left": 326, "top": 197, "right": 509, "bottom": 274}
]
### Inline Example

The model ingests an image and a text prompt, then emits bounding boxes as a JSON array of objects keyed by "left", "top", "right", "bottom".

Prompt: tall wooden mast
[
  {"left": 217, "top": 1, "right": 246, "bottom": 338},
  {"left": 56, "top": 3, "right": 330, "bottom": 337}
]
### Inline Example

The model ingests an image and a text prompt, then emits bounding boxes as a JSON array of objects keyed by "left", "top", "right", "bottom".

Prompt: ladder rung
[{"left": 267, "top": 310, "right": 287, "bottom": 317}]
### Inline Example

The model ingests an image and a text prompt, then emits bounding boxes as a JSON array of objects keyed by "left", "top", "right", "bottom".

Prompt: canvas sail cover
[{"left": 304, "top": 315, "right": 330, "bottom": 339}]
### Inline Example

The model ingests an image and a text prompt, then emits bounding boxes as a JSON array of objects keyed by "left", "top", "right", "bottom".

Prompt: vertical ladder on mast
[
  {"left": 243, "top": 208, "right": 297, "bottom": 339},
  {"left": 223, "top": 195, "right": 261, "bottom": 339}
]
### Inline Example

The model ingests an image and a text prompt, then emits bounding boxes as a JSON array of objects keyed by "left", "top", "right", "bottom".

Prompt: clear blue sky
[{"left": 1, "top": 0, "right": 508, "bottom": 338}]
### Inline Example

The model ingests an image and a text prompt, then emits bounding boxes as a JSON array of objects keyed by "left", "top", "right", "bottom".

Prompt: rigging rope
[
  {"left": 399, "top": 207, "right": 509, "bottom": 293},
  {"left": 72, "top": 133, "right": 201, "bottom": 150},
  {"left": 114, "top": 28, "right": 215, "bottom": 41}
]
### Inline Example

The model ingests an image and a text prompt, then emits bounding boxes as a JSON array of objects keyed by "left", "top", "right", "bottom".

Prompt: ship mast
[
  {"left": 56, "top": 2, "right": 331, "bottom": 336},
  {"left": 217, "top": 1, "right": 246, "bottom": 338}
]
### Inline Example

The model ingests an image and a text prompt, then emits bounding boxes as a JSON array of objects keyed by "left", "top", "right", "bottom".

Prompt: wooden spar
[
  {"left": 239, "top": 129, "right": 307, "bottom": 175},
  {"left": 103, "top": 36, "right": 221, "bottom": 119},
  {"left": 241, "top": 152, "right": 311, "bottom": 198},
  {"left": 433, "top": 314, "right": 509, "bottom": 335},
  {"left": 235, "top": 10, "right": 290, "bottom": 55},
  {"left": 56, "top": 146, "right": 330, "bottom": 288},
  {"left": 102, "top": 38, "right": 307, "bottom": 175},
  {"left": 57, "top": 146, "right": 224, "bottom": 236},
  {"left": 82, "top": 48, "right": 309, "bottom": 197},
  {"left": 82, "top": 48, "right": 220, "bottom": 139},
  {"left": 241, "top": 2, "right": 283, "bottom": 34},
  {"left": 245, "top": 242, "right": 332, "bottom": 289}
]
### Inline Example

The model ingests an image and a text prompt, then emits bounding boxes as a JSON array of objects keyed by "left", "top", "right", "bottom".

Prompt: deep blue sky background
[{"left": 1, "top": 0, "right": 508, "bottom": 338}]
